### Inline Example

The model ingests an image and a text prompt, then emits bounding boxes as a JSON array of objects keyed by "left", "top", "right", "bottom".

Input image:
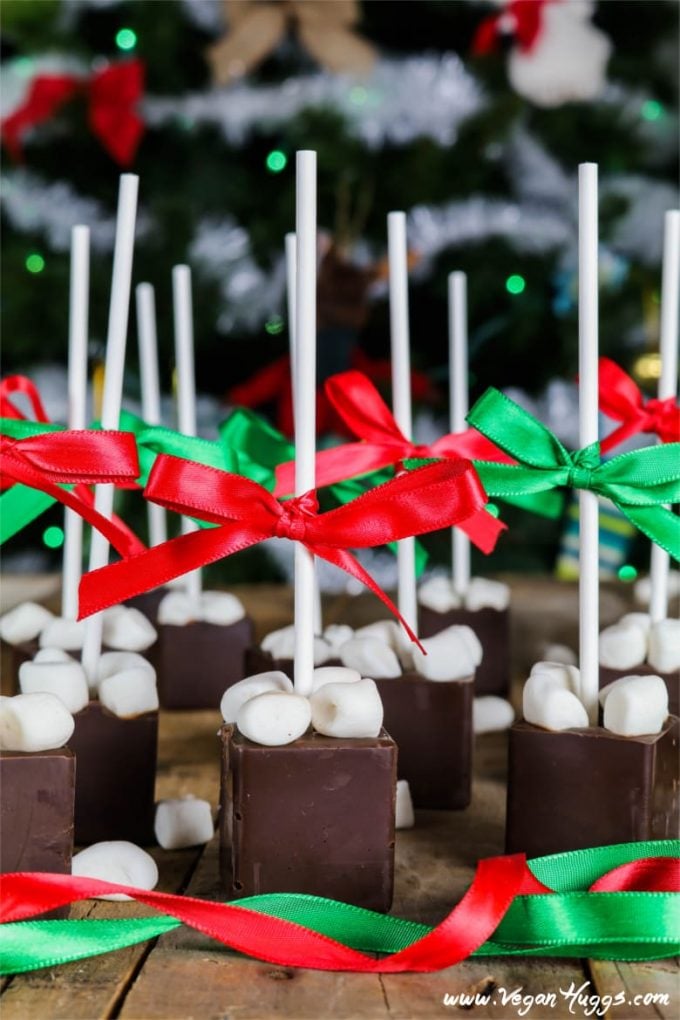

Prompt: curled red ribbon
[
  {"left": 0, "top": 375, "right": 50, "bottom": 422},
  {"left": 78, "top": 456, "right": 505, "bottom": 643},
  {"left": 599, "top": 357, "right": 680, "bottom": 454}
]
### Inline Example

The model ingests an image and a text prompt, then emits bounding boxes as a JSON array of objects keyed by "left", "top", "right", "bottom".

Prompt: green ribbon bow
[{"left": 468, "top": 389, "right": 680, "bottom": 559}]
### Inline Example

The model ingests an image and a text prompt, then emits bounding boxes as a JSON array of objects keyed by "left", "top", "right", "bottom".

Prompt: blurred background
[{"left": 1, "top": 0, "right": 678, "bottom": 586}]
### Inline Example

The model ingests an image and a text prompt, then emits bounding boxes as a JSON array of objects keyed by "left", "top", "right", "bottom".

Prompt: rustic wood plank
[{"left": 588, "top": 960, "right": 679, "bottom": 1020}]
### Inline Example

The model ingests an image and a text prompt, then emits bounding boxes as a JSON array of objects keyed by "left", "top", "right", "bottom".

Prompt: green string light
[
  {"left": 265, "top": 315, "right": 284, "bottom": 335},
  {"left": 266, "top": 150, "right": 287, "bottom": 173},
  {"left": 42, "top": 525, "right": 65, "bottom": 550},
  {"left": 641, "top": 99, "right": 663, "bottom": 121},
  {"left": 618, "top": 564, "right": 638, "bottom": 582},
  {"left": 505, "top": 274, "right": 526, "bottom": 295},
  {"left": 25, "top": 253, "right": 45, "bottom": 274},
  {"left": 115, "top": 27, "right": 137, "bottom": 51}
]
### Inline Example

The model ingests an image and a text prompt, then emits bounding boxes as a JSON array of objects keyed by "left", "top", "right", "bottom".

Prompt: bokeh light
[
  {"left": 42, "top": 525, "right": 65, "bottom": 549},
  {"left": 505, "top": 274, "right": 525, "bottom": 295}
]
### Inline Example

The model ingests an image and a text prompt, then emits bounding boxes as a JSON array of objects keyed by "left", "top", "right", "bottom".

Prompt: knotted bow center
[
  {"left": 273, "top": 491, "right": 319, "bottom": 541},
  {"left": 646, "top": 397, "right": 679, "bottom": 439},
  {"left": 566, "top": 464, "right": 595, "bottom": 491}
]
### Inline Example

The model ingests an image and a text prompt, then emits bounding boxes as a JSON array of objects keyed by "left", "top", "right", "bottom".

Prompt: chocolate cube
[
  {"left": 600, "top": 662, "right": 679, "bottom": 717},
  {"left": 418, "top": 605, "right": 510, "bottom": 697},
  {"left": 156, "top": 617, "right": 254, "bottom": 709},
  {"left": 69, "top": 702, "right": 158, "bottom": 845},
  {"left": 374, "top": 672, "right": 473, "bottom": 809},
  {"left": 220, "top": 726, "right": 396, "bottom": 911},
  {"left": 506, "top": 718, "right": 680, "bottom": 858}
]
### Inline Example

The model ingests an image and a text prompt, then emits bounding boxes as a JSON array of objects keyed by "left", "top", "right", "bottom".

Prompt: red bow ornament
[
  {"left": 1, "top": 60, "right": 144, "bottom": 166},
  {"left": 599, "top": 357, "right": 680, "bottom": 454},
  {"left": 472, "top": 0, "right": 552, "bottom": 56}
]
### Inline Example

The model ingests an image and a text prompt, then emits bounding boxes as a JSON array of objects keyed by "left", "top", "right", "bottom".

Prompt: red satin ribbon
[
  {"left": 2, "top": 60, "right": 144, "bottom": 166},
  {"left": 472, "top": 0, "right": 551, "bottom": 55},
  {"left": 0, "top": 375, "right": 50, "bottom": 422},
  {"left": 599, "top": 357, "right": 680, "bottom": 454},
  {"left": 1, "top": 431, "right": 145, "bottom": 558},
  {"left": 78, "top": 457, "right": 504, "bottom": 642}
]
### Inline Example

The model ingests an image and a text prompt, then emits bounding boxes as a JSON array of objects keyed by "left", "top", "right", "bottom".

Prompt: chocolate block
[
  {"left": 375, "top": 672, "right": 473, "bottom": 809},
  {"left": 245, "top": 646, "right": 341, "bottom": 681},
  {"left": 126, "top": 587, "right": 169, "bottom": 623},
  {"left": 156, "top": 616, "right": 254, "bottom": 709},
  {"left": 418, "top": 605, "right": 510, "bottom": 697},
  {"left": 506, "top": 718, "right": 680, "bottom": 859},
  {"left": 69, "top": 702, "right": 158, "bottom": 845},
  {"left": 220, "top": 726, "right": 396, "bottom": 911},
  {"left": 600, "top": 662, "right": 679, "bottom": 717},
  {"left": 0, "top": 638, "right": 128, "bottom": 696}
]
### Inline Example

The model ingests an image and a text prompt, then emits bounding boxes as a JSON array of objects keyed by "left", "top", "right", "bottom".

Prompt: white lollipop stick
[
  {"left": 62, "top": 225, "right": 89, "bottom": 621},
  {"left": 578, "top": 163, "right": 599, "bottom": 725},
  {"left": 136, "top": 283, "right": 167, "bottom": 547},
  {"left": 388, "top": 211, "right": 417, "bottom": 634},
  {"left": 448, "top": 271, "right": 471, "bottom": 598},
  {"left": 649, "top": 209, "right": 680, "bottom": 624},
  {"left": 293, "top": 151, "right": 317, "bottom": 696},
  {"left": 172, "top": 264, "right": 202, "bottom": 602},
  {"left": 82, "top": 175, "right": 139, "bottom": 683}
]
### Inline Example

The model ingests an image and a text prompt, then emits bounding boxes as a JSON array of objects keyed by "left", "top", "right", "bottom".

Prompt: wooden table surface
[{"left": 0, "top": 577, "right": 677, "bottom": 1020}]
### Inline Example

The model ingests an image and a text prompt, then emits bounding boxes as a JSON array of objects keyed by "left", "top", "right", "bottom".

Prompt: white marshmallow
[
  {"left": 542, "top": 643, "right": 578, "bottom": 666},
  {"left": 0, "top": 692, "right": 74, "bottom": 752},
  {"left": 198, "top": 591, "right": 246, "bottom": 626},
  {"left": 603, "top": 675, "right": 669, "bottom": 737},
  {"left": 354, "top": 620, "right": 402, "bottom": 647},
  {"left": 464, "top": 577, "right": 510, "bottom": 612},
  {"left": 523, "top": 668, "right": 582, "bottom": 728},
  {"left": 72, "top": 841, "right": 158, "bottom": 901},
  {"left": 236, "top": 691, "right": 311, "bottom": 746},
  {"left": 311, "top": 666, "right": 361, "bottom": 691},
  {"left": 417, "top": 576, "right": 460, "bottom": 614},
  {"left": 102, "top": 606, "right": 157, "bottom": 652},
  {"left": 33, "top": 648, "right": 74, "bottom": 664},
  {"left": 96, "top": 651, "right": 156, "bottom": 685},
  {"left": 411, "top": 625, "right": 481, "bottom": 682},
  {"left": 340, "top": 636, "right": 401, "bottom": 679},
  {"left": 525, "top": 686, "right": 589, "bottom": 732},
  {"left": 395, "top": 779, "right": 415, "bottom": 829},
  {"left": 635, "top": 570, "right": 680, "bottom": 606},
  {"left": 39, "top": 617, "right": 86, "bottom": 651},
  {"left": 473, "top": 696, "right": 515, "bottom": 734},
  {"left": 529, "top": 661, "right": 580, "bottom": 693},
  {"left": 619, "top": 612, "right": 652, "bottom": 636},
  {"left": 260, "top": 624, "right": 332, "bottom": 665},
  {"left": 98, "top": 668, "right": 159, "bottom": 718},
  {"left": 157, "top": 590, "right": 198, "bottom": 626},
  {"left": 322, "top": 624, "right": 355, "bottom": 652},
  {"left": 0, "top": 602, "right": 54, "bottom": 645},
  {"left": 19, "top": 659, "right": 89, "bottom": 714},
  {"left": 220, "top": 671, "right": 293, "bottom": 724},
  {"left": 598, "top": 621, "right": 647, "bottom": 670},
  {"left": 310, "top": 678, "right": 384, "bottom": 739},
  {"left": 648, "top": 619, "right": 680, "bottom": 674},
  {"left": 154, "top": 797, "right": 214, "bottom": 849}
]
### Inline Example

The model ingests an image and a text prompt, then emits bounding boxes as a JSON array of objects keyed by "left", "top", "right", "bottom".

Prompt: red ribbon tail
[{"left": 457, "top": 507, "right": 507, "bottom": 554}]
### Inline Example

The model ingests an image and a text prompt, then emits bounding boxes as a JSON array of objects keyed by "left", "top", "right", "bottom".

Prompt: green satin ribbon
[
  {"left": 2, "top": 841, "right": 677, "bottom": 974},
  {"left": 468, "top": 389, "right": 680, "bottom": 559}
]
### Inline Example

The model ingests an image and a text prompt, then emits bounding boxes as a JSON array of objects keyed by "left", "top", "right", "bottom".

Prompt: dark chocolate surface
[
  {"left": 156, "top": 616, "right": 254, "bottom": 709},
  {"left": 600, "top": 661, "right": 679, "bottom": 717},
  {"left": 220, "top": 726, "right": 396, "bottom": 911},
  {"left": 506, "top": 717, "right": 680, "bottom": 858},
  {"left": 375, "top": 671, "right": 474, "bottom": 810},
  {"left": 126, "top": 588, "right": 169, "bottom": 624},
  {"left": 418, "top": 604, "right": 510, "bottom": 697},
  {"left": 69, "top": 701, "right": 158, "bottom": 845}
]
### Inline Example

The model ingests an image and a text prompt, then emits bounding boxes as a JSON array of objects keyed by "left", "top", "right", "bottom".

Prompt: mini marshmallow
[
  {"left": 0, "top": 692, "right": 74, "bottom": 752},
  {"left": 19, "top": 658, "right": 89, "bottom": 714},
  {"left": 598, "top": 621, "right": 647, "bottom": 670},
  {"left": 354, "top": 620, "right": 402, "bottom": 648},
  {"left": 0, "top": 602, "right": 54, "bottom": 645},
  {"left": 464, "top": 577, "right": 511, "bottom": 613},
  {"left": 523, "top": 668, "right": 581, "bottom": 727},
  {"left": 311, "top": 666, "right": 361, "bottom": 691},
  {"left": 635, "top": 570, "right": 680, "bottom": 607},
  {"left": 72, "top": 841, "right": 158, "bottom": 901},
  {"left": 619, "top": 612, "right": 652, "bottom": 636},
  {"left": 154, "top": 797, "right": 214, "bottom": 849},
  {"left": 157, "top": 591, "right": 198, "bottom": 626},
  {"left": 102, "top": 606, "right": 157, "bottom": 652},
  {"left": 96, "top": 651, "right": 156, "bottom": 685},
  {"left": 395, "top": 779, "right": 415, "bottom": 829},
  {"left": 473, "top": 696, "right": 515, "bottom": 734},
  {"left": 260, "top": 624, "right": 332, "bottom": 665},
  {"left": 322, "top": 624, "right": 355, "bottom": 652},
  {"left": 524, "top": 687, "right": 588, "bottom": 732},
  {"left": 310, "top": 678, "right": 383, "bottom": 738},
  {"left": 411, "top": 625, "right": 481, "bottom": 682},
  {"left": 236, "top": 691, "right": 311, "bottom": 746},
  {"left": 648, "top": 619, "right": 680, "bottom": 674},
  {"left": 417, "top": 576, "right": 460, "bottom": 614},
  {"left": 603, "top": 674, "right": 668, "bottom": 737},
  {"left": 220, "top": 671, "right": 293, "bottom": 724},
  {"left": 98, "top": 668, "right": 159, "bottom": 718},
  {"left": 33, "top": 648, "right": 74, "bottom": 664},
  {"left": 39, "top": 617, "right": 86, "bottom": 651},
  {"left": 541, "top": 643, "right": 578, "bottom": 666},
  {"left": 530, "top": 661, "right": 580, "bottom": 693},
  {"left": 199, "top": 591, "right": 246, "bottom": 626},
  {"left": 340, "top": 636, "right": 401, "bottom": 679}
]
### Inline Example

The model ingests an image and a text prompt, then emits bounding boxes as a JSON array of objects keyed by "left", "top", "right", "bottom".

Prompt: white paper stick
[
  {"left": 136, "top": 283, "right": 167, "bottom": 547},
  {"left": 578, "top": 163, "right": 599, "bottom": 725},
  {"left": 388, "top": 211, "right": 417, "bottom": 634},
  {"left": 82, "top": 175, "right": 139, "bottom": 682},
  {"left": 649, "top": 209, "right": 680, "bottom": 623},
  {"left": 448, "top": 271, "right": 471, "bottom": 598},
  {"left": 293, "top": 152, "right": 317, "bottom": 696},
  {"left": 172, "top": 264, "right": 202, "bottom": 602},
  {"left": 61, "top": 225, "right": 90, "bottom": 621}
]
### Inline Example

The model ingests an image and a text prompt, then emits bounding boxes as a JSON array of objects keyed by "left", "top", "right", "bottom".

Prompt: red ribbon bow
[
  {"left": 78, "top": 455, "right": 504, "bottom": 645},
  {"left": 599, "top": 357, "right": 680, "bottom": 454},
  {"left": 472, "top": 0, "right": 551, "bottom": 56},
  {"left": 0, "top": 374, "right": 50, "bottom": 422},
  {"left": 1, "top": 60, "right": 144, "bottom": 166}
]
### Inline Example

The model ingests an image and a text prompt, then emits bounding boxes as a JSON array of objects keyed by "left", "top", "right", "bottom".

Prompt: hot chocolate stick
[
  {"left": 292, "top": 151, "right": 317, "bottom": 697},
  {"left": 448, "top": 271, "right": 471, "bottom": 599},
  {"left": 82, "top": 175, "right": 139, "bottom": 683},
  {"left": 649, "top": 209, "right": 680, "bottom": 624},
  {"left": 62, "top": 225, "right": 90, "bottom": 622},
  {"left": 578, "top": 163, "right": 600, "bottom": 724},
  {"left": 388, "top": 211, "right": 417, "bottom": 633},
  {"left": 135, "top": 283, "right": 167, "bottom": 547},
  {"left": 172, "top": 265, "right": 202, "bottom": 603}
]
